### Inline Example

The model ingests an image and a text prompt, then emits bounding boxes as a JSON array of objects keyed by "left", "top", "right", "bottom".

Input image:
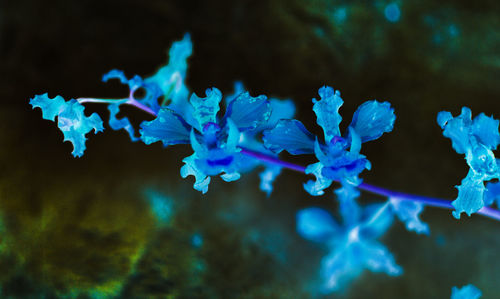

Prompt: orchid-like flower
[
  {"left": 140, "top": 87, "right": 272, "bottom": 193},
  {"left": 29, "top": 94, "right": 104, "bottom": 157},
  {"left": 296, "top": 203, "right": 401, "bottom": 293},
  {"left": 264, "top": 85, "right": 396, "bottom": 196},
  {"left": 438, "top": 107, "right": 500, "bottom": 218}
]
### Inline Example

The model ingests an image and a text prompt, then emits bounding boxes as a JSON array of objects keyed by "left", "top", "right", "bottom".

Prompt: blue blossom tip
[
  {"left": 313, "top": 85, "right": 343, "bottom": 142},
  {"left": 350, "top": 100, "right": 396, "bottom": 143},
  {"left": 189, "top": 88, "right": 222, "bottom": 129},
  {"left": 101, "top": 69, "right": 127, "bottom": 84},
  {"left": 30, "top": 94, "right": 104, "bottom": 157},
  {"left": 224, "top": 91, "right": 271, "bottom": 131},
  {"left": 296, "top": 207, "right": 338, "bottom": 243},
  {"left": 451, "top": 284, "right": 482, "bottom": 299},
  {"left": 390, "top": 198, "right": 430, "bottom": 235},
  {"left": 263, "top": 119, "right": 315, "bottom": 155},
  {"left": 139, "top": 108, "right": 191, "bottom": 146}
]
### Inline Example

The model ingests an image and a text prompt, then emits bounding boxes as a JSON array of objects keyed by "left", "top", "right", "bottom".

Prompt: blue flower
[
  {"left": 451, "top": 284, "right": 482, "bottom": 299},
  {"left": 30, "top": 94, "right": 104, "bottom": 157},
  {"left": 296, "top": 203, "right": 401, "bottom": 293},
  {"left": 140, "top": 87, "right": 272, "bottom": 193},
  {"left": 438, "top": 107, "right": 500, "bottom": 218},
  {"left": 225, "top": 82, "right": 296, "bottom": 196},
  {"left": 264, "top": 86, "right": 395, "bottom": 196},
  {"left": 389, "top": 198, "right": 430, "bottom": 235},
  {"left": 99, "top": 34, "right": 193, "bottom": 140}
]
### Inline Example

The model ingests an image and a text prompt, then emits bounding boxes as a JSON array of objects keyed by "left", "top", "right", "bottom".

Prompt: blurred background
[{"left": 0, "top": 0, "right": 499, "bottom": 298}]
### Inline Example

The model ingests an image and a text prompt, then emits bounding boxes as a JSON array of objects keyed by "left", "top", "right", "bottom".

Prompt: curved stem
[
  {"left": 238, "top": 146, "right": 500, "bottom": 222},
  {"left": 77, "top": 96, "right": 158, "bottom": 116}
]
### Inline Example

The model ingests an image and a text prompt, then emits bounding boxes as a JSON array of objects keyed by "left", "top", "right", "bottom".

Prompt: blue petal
[
  {"left": 484, "top": 181, "right": 500, "bottom": 207},
  {"left": 452, "top": 171, "right": 486, "bottom": 219},
  {"left": 102, "top": 35, "right": 192, "bottom": 115},
  {"left": 263, "top": 119, "right": 315, "bottom": 155},
  {"left": 312, "top": 86, "right": 343, "bottom": 143},
  {"left": 472, "top": 113, "right": 500, "bottom": 150},
  {"left": 168, "top": 33, "right": 192, "bottom": 69},
  {"left": 320, "top": 248, "right": 362, "bottom": 293},
  {"left": 58, "top": 100, "right": 104, "bottom": 157},
  {"left": 467, "top": 144, "right": 498, "bottom": 178},
  {"left": 350, "top": 100, "right": 396, "bottom": 143},
  {"left": 224, "top": 81, "right": 245, "bottom": 106},
  {"left": 319, "top": 238, "right": 402, "bottom": 293},
  {"left": 303, "top": 162, "right": 334, "bottom": 196},
  {"left": 189, "top": 88, "right": 222, "bottom": 130},
  {"left": 266, "top": 98, "right": 296, "bottom": 128},
  {"left": 145, "top": 33, "right": 192, "bottom": 110},
  {"left": 224, "top": 92, "right": 271, "bottom": 131},
  {"left": 180, "top": 154, "right": 211, "bottom": 194},
  {"left": 360, "top": 240, "right": 402, "bottom": 276},
  {"left": 334, "top": 182, "right": 361, "bottom": 227},
  {"left": 296, "top": 207, "right": 339, "bottom": 243},
  {"left": 31, "top": 94, "right": 104, "bottom": 157},
  {"left": 390, "top": 198, "right": 430, "bottom": 235},
  {"left": 30, "top": 93, "right": 66, "bottom": 121},
  {"left": 139, "top": 108, "right": 191, "bottom": 146},
  {"left": 451, "top": 284, "right": 482, "bottom": 299},
  {"left": 437, "top": 111, "right": 453, "bottom": 128},
  {"left": 108, "top": 103, "right": 139, "bottom": 141},
  {"left": 439, "top": 107, "right": 473, "bottom": 155},
  {"left": 359, "top": 203, "right": 394, "bottom": 239},
  {"left": 259, "top": 165, "right": 282, "bottom": 196},
  {"left": 220, "top": 172, "right": 241, "bottom": 182}
]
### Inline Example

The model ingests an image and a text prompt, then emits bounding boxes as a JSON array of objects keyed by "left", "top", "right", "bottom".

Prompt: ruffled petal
[
  {"left": 29, "top": 93, "right": 66, "bottom": 121},
  {"left": 296, "top": 207, "right": 339, "bottom": 243},
  {"left": 180, "top": 154, "right": 211, "bottom": 194},
  {"left": 224, "top": 92, "right": 271, "bottom": 131},
  {"left": 303, "top": 162, "right": 334, "bottom": 196},
  {"left": 263, "top": 119, "right": 315, "bottom": 155},
  {"left": 30, "top": 94, "right": 104, "bottom": 157},
  {"left": 349, "top": 100, "right": 395, "bottom": 143},
  {"left": 259, "top": 165, "right": 282, "bottom": 196},
  {"left": 452, "top": 171, "right": 486, "bottom": 219},
  {"left": 472, "top": 113, "right": 500, "bottom": 150},
  {"left": 108, "top": 103, "right": 139, "bottom": 141},
  {"left": 438, "top": 107, "right": 473, "bottom": 155},
  {"left": 139, "top": 108, "right": 191, "bottom": 146},
  {"left": 390, "top": 198, "right": 430, "bottom": 235},
  {"left": 189, "top": 88, "right": 222, "bottom": 130},
  {"left": 312, "top": 86, "right": 343, "bottom": 143}
]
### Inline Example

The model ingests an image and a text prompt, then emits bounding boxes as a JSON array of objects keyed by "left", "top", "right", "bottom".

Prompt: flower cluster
[
  {"left": 264, "top": 86, "right": 396, "bottom": 197},
  {"left": 438, "top": 107, "right": 500, "bottom": 218},
  {"left": 140, "top": 87, "right": 276, "bottom": 193},
  {"left": 29, "top": 33, "right": 497, "bottom": 296}
]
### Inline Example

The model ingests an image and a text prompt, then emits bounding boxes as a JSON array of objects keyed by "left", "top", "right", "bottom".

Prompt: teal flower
[
  {"left": 264, "top": 86, "right": 395, "bottom": 196},
  {"left": 30, "top": 94, "right": 104, "bottom": 157},
  {"left": 140, "top": 87, "right": 272, "bottom": 193},
  {"left": 438, "top": 107, "right": 500, "bottom": 218}
]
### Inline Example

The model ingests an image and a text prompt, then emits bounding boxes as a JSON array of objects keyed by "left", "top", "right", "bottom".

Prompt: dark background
[{"left": 0, "top": 0, "right": 499, "bottom": 298}]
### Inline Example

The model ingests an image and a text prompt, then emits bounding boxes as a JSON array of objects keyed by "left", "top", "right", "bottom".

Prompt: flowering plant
[{"left": 30, "top": 34, "right": 498, "bottom": 297}]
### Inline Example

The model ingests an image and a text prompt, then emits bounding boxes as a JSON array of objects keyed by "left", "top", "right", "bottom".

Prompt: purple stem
[
  {"left": 78, "top": 97, "right": 500, "bottom": 221},
  {"left": 239, "top": 147, "right": 500, "bottom": 221}
]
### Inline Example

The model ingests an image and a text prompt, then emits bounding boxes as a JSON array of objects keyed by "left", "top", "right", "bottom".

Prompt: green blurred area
[{"left": 0, "top": 0, "right": 499, "bottom": 298}]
